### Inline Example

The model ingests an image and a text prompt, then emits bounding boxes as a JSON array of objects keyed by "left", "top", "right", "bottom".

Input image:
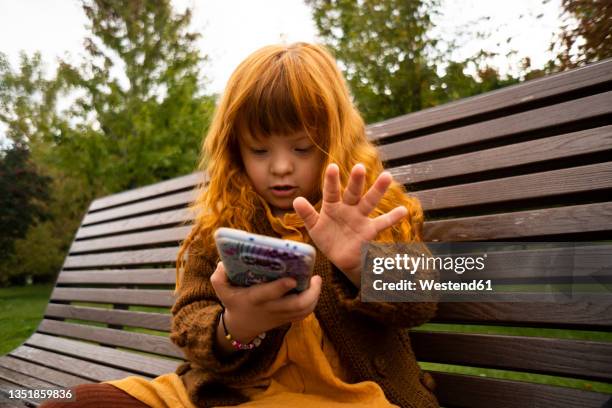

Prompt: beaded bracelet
[{"left": 220, "top": 306, "right": 266, "bottom": 350}]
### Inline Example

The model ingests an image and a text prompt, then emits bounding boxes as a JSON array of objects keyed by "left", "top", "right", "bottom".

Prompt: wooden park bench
[{"left": 1, "top": 58, "right": 611, "bottom": 408}]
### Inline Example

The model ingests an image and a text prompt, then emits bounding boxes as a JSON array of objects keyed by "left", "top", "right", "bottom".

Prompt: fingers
[
  {"left": 372, "top": 205, "right": 408, "bottom": 232},
  {"left": 326, "top": 163, "right": 394, "bottom": 215},
  {"left": 293, "top": 196, "right": 319, "bottom": 230},
  {"left": 358, "top": 171, "right": 393, "bottom": 215},
  {"left": 322, "top": 163, "right": 342, "bottom": 203},
  {"left": 211, "top": 262, "right": 298, "bottom": 305},
  {"left": 209, "top": 262, "right": 231, "bottom": 299},
  {"left": 246, "top": 276, "right": 298, "bottom": 305},
  {"left": 266, "top": 275, "right": 322, "bottom": 318},
  {"left": 342, "top": 163, "right": 366, "bottom": 206}
]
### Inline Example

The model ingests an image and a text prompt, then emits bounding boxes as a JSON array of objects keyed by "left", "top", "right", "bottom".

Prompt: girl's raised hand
[{"left": 293, "top": 163, "right": 407, "bottom": 288}]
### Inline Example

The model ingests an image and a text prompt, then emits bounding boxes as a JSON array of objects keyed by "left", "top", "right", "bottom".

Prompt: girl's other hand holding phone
[{"left": 210, "top": 261, "right": 322, "bottom": 354}]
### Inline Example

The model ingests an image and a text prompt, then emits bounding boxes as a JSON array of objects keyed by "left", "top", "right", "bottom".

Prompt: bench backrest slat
[
  {"left": 411, "top": 331, "right": 612, "bottom": 381},
  {"left": 75, "top": 208, "right": 192, "bottom": 239},
  {"left": 378, "top": 90, "right": 612, "bottom": 161},
  {"left": 57, "top": 269, "right": 176, "bottom": 285},
  {"left": 423, "top": 201, "right": 612, "bottom": 241},
  {"left": 88, "top": 172, "right": 205, "bottom": 212},
  {"left": 390, "top": 125, "right": 612, "bottom": 185}
]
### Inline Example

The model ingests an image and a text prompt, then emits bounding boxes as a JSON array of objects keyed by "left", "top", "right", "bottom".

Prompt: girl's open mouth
[{"left": 270, "top": 186, "right": 297, "bottom": 197}]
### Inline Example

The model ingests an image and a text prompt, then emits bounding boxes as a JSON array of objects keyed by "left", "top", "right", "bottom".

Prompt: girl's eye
[
  {"left": 295, "top": 146, "right": 313, "bottom": 153},
  {"left": 250, "top": 148, "right": 267, "bottom": 155}
]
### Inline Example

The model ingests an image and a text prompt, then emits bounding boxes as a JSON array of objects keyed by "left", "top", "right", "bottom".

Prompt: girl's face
[{"left": 239, "top": 129, "right": 324, "bottom": 217}]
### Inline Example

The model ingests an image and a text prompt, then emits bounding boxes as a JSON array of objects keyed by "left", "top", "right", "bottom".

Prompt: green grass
[{"left": 0, "top": 284, "right": 54, "bottom": 356}]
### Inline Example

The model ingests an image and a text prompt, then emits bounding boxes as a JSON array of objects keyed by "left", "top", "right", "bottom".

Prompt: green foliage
[
  {"left": 0, "top": 52, "right": 63, "bottom": 147},
  {"left": 306, "top": 0, "right": 442, "bottom": 122},
  {"left": 0, "top": 0, "right": 214, "bottom": 286},
  {"left": 57, "top": 0, "right": 214, "bottom": 192},
  {"left": 305, "top": 0, "right": 525, "bottom": 123}
]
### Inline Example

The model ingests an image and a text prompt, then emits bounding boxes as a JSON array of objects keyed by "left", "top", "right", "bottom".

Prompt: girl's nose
[{"left": 270, "top": 155, "right": 293, "bottom": 175}]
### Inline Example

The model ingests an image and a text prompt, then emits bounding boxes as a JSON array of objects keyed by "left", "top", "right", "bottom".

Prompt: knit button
[
  {"left": 372, "top": 356, "right": 387, "bottom": 378},
  {"left": 419, "top": 371, "right": 436, "bottom": 392}
]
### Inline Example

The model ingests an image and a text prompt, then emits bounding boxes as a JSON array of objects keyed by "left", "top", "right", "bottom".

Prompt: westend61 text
[{"left": 373, "top": 279, "right": 493, "bottom": 291}]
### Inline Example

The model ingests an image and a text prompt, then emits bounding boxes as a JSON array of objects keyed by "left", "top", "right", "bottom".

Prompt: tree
[
  {"left": 0, "top": 144, "right": 51, "bottom": 286},
  {"left": 58, "top": 0, "right": 214, "bottom": 193},
  {"left": 549, "top": 0, "right": 612, "bottom": 71},
  {"left": 306, "top": 0, "right": 523, "bottom": 123},
  {"left": 306, "top": 0, "right": 442, "bottom": 123},
  {"left": 0, "top": 52, "right": 63, "bottom": 148}
]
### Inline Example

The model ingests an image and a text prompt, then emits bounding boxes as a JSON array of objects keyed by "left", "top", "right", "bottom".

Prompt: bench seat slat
[
  {"left": 380, "top": 90, "right": 612, "bottom": 161},
  {"left": 45, "top": 304, "right": 171, "bottom": 331},
  {"left": 390, "top": 125, "right": 612, "bottom": 185},
  {"left": 57, "top": 269, "right": 176, "bottom": 285},
  {"left": 50, "top": 288, "right": 175, "bottom": 307},
  {"left": 9, "top": 345, "right": 149, "bottom": 383},
  {"left": 37, "top": 320, "right": 181, "bottom": 359},
  {"left": 0, "top": 377, "right": 43, "bottom": 408},
  {"left": 424, "top": 201, "right": 612, "bottom": 241},
  {"left": 433, "top": 296, "right": 612, "bottom": 327},
  {"left": 0, "top": 356, "right": 87, "bottom": 388},
  {"left": 0, "top": 365, "right": 59, "bottom": 391},
  {"left": 24, "top": 334, "right": 178, "bottom": 377},
  {"left": 412, "top": 332, "right": 612, "bottom": 381},
  {"left": 430, "top": 371, "right": 611, "bottom": 408},
  {"left": 75, "top": 208, "right": 191, "bottom": 239}
]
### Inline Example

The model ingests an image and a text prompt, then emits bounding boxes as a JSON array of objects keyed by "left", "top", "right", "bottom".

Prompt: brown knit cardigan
[{"left": 170, "top": 203, "right": 440, "bottom": 408}]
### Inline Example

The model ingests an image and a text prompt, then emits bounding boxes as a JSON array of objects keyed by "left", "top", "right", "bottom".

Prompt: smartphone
[{"left": 214, "top": 227, "right": 316, "bottom": 293}]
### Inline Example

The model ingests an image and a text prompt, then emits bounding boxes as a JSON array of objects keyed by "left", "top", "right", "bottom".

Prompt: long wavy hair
[{"left": 174, "top": 42, "right": 425, "bottom": 293}]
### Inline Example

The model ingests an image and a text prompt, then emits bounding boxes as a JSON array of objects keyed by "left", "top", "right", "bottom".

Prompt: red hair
[{"left": 175, "top": 42, "right": 425, "bottom": 293}]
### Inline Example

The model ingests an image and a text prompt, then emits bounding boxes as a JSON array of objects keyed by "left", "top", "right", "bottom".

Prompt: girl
[{"left": 40, "top": 42, "right": 438, "bottom": 408}]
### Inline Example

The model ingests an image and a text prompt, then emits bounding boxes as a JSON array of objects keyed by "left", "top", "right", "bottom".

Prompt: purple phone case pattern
[{"left": 219, "top": 239, "right": 313, "bottom": 292}]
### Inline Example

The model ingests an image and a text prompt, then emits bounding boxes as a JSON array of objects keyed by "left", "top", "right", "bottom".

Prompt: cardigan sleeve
[
  {"left": 170, "top": 239, "right": 289, "bottom": 378},
  {"left": 328, "top": 241, "right": 439, "bottom": 328}
]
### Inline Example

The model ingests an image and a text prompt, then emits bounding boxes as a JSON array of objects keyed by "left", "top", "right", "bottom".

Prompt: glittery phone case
[{"left": 214, "top": 227, "right": 315, "bottom": 292}]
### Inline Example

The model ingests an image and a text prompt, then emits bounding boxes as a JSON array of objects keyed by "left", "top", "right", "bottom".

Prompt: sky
[{"left": 0, "top": 0, "right": 564, "bottom": 146}]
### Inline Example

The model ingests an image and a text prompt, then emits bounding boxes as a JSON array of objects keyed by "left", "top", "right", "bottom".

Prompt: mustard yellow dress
[{"left": 105, "top": 204, "right": 398, "bottom": 408}]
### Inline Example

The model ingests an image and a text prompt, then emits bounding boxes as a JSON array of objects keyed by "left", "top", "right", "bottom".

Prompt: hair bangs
[{"left": 234, "top": 52, "right": 328, "bottom": 147}]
